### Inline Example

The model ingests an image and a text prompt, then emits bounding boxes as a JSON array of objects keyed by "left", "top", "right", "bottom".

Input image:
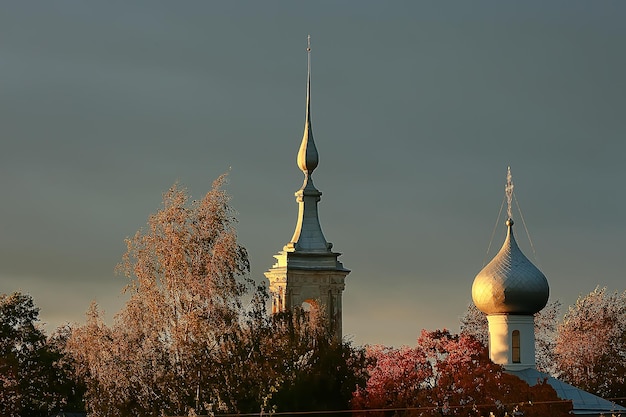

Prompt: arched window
[{"left": 512, "top": 330, "right": 521, "bottom": 363}]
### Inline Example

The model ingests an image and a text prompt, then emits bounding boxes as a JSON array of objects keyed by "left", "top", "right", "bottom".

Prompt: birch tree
[
  {"left": 555, "top": 287, "right": 626, "bottom": 405},
  {"left": 68, "top": 175, "right": 251, "bottom": 416}
]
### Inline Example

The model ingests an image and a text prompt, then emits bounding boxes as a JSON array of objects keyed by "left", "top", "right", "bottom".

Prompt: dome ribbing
[{"left": 472, "top": 219, "right": 549, "bottom": 315}]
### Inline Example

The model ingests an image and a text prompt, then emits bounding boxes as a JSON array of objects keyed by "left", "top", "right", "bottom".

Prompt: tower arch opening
[
  {"left": 301, "top": 298, "right": 325, "bottom": 328},
  {"left": 301, "top": 299, "right": 317, "bottom": 312}
]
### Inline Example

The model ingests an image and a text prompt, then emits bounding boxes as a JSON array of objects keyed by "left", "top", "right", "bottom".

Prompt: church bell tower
[{"left": 265, "top": 37, "right": 350, "bottom": 341}]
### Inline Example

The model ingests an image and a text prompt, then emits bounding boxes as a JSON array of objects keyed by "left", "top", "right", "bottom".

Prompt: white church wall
[{"left": 487, "top": 314, "right": 535, "bottom": 371}]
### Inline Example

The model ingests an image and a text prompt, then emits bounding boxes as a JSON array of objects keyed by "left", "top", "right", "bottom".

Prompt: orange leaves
[{"left": 68, "top": 174, "right": 253, "bottom": 416}]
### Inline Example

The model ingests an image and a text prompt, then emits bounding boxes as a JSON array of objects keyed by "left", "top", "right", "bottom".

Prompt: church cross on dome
[{"left": 506, "top": 166, "right": 514, "bottom": 220}]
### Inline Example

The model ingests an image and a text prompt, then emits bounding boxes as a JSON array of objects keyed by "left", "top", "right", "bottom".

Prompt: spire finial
[
  {"left": 297, "top": 35, "right": 318, "bottom": 176},
  {"left": 506, "top": 166, "right": 514, "bottom": 220},
  {"left": 306, "top": 35, "right": 312, "bottom": 121}
]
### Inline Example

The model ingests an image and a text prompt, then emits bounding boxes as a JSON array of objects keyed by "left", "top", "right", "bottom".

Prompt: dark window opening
[{"left": 512, "top": 330, "right": 521, "bottom": 363}]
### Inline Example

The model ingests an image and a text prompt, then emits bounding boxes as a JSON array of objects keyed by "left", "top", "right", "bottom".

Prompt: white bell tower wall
[{"left": 487, "top": 314, "right": 536, "bottom": 371}]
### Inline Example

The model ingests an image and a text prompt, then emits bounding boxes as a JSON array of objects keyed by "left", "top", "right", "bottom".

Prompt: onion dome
[{"left": 472, "top": 218, "right": 549, "bottom": 315}]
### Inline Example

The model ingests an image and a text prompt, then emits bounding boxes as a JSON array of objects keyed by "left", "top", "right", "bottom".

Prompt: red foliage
[{"left": 353, "top": 329, "right": 571, "bottom": 417}]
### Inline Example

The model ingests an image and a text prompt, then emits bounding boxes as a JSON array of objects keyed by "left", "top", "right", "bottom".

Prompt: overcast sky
[{"left": 2, "top": 1, "right": 625, "bottom": 347}]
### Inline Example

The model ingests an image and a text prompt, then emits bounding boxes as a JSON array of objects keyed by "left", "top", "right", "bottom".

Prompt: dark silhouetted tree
[
  {"left": 215, "top": 286, "right": 369, "bottom": 415},
  {"left": 0, "top": 292, "right": 82, "bottom": 416}
]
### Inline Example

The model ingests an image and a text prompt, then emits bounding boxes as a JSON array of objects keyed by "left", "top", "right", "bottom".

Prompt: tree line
[{"left": 1, "top": 175, "right": 624, "bottom": 416}]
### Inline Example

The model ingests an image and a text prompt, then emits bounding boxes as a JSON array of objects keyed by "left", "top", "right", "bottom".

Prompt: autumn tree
[
  {"left": 460, "top": 300, "right": 561, "bottom": 374},
  {"left": 67, "top": 175, "right": 252, "bottom": 416},
  {"left": 67, "top": 175, "right": 366, "bottom": 416},
  {"left": 0, "top": 292, "right": 82, "bottom": 417},
  {"left": 353, "top": 329, "right": 571, "bottom": 417},
  {"left": 555, "top": 287, "right": 626, "bottom": 405},
  {"left": 214, "top": 287, "right": 369, "bottom": 415},
  {"left": 66, "top": 302, "right": 131, "bottom": 416},
  {"left": 459, "top": 303, "right": 488, "bottom": 347},
  {"left": 261, "top": 311, "right": 369, "bottom": 415},
  {"left": 352, "top": 343, "right": 430, "bottom": 414},
  {"left": 534, "top": 299, "right": 561, "bottom": 375}
]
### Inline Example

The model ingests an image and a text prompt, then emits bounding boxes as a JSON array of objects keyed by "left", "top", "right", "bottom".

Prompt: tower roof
[
  {"left": 285, "top": 36, "right": 332, "bottom": 254},
  {"left": 472, "top": 169, "right": 549, "bottom": 315},
  {"left": 509, "top": 368, "right": 626, "bottom": 415}
]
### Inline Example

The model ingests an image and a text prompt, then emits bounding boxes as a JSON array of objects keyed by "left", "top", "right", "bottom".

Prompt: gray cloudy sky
[{"left": 1, "top": 1, "right": 625, "bottom": 346}]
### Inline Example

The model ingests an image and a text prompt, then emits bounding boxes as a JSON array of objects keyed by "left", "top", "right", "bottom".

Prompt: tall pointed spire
[
  {"left": 297, "top": 35, "right": 319, "bottom": 184},
  {"left": 288, "top": 35, "right": 329, "bottom": 252}
]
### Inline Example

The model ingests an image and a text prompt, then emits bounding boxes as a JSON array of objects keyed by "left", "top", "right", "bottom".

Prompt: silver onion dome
[{"left": 472, "top": 219, "right": 549, "bottom": 315}]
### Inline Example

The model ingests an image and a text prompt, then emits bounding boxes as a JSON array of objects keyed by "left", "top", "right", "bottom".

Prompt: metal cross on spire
[{"left": 506, "top": 166, "right": 514, "bottom": 220}]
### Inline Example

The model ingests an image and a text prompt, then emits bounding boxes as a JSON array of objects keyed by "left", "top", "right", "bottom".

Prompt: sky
[{"left": 1, "top": 1, "right": 625, "bottom": 347}]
